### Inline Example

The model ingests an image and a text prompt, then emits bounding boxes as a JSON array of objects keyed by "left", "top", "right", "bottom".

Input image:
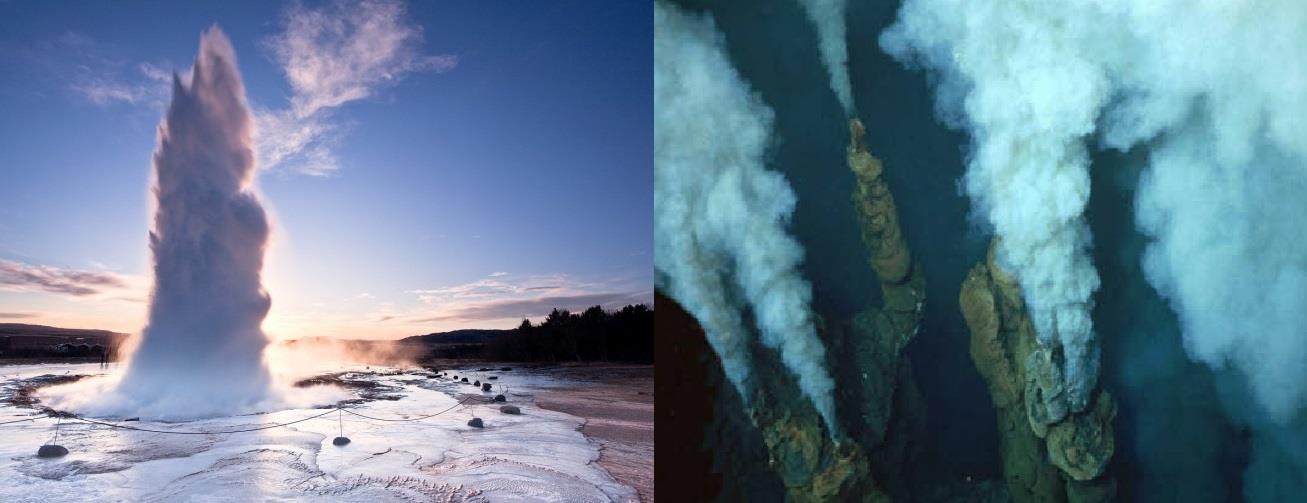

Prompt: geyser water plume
[
  {"left": 654, "top": 1, "right": 837, "bottom": 431},
  {"left": 114, "top": 26, "right": 274, "bottom": 419},
  {"left": 796, "top": 0, "right": 854, "bottom": 115},
  {"left": 884, "top": 0, "right": 1307, "bottom": 498}
]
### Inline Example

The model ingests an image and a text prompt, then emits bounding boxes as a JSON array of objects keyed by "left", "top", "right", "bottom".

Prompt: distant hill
[
  {"left": 0, "top": 323, "right": 129, "bottom": 357},
  {"left": 0, "top": 323, "right": 127, "bottom": 341},
  {"left": 399, "top": 329, "right": 513, "bottom": 346}
]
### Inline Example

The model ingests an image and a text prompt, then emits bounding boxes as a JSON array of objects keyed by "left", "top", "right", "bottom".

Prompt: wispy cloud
[
  {"left": 0, "top": 259, "right": 127, "bottom": 296},
  {"left": 408, "top": 272, "right": 652, "bottom": 325},
  {"left": 412, "top": 292, "right": 650, "bottom": 323},
  {"left": 0, "top": 312, "right": 38, "bottom": 319},
  {"left": 258, "top": 0, "right": 457, "bottom": 176},
  {"left": 410, "top": 274, "right": 562, "bottom": 303},
  {"left": 72, "top": 61, "right": 173, "bottom": 107},
  {"left": 29, "top": 31, "right": 176, "bottom": 109}
]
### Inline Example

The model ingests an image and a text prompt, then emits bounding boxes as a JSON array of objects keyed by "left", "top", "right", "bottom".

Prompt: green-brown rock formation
[
  {"left": 960, "top": 243, "right": 1117, "bottom": 503},
  {"left": 731, "top": 118, "right": 927, "bottom": 501},
  {"left": 842, "top": 117, "right": 925, "bottom": 449}
]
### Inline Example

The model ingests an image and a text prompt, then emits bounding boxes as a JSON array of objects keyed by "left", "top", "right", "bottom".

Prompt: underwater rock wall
[{"left": 961, "top": 243, "right": 1117, "bottom": 502}]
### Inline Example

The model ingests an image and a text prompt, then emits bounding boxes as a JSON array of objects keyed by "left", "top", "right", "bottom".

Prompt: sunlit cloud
[
  {"left": 412, "top": 292, "right": 651, "bottom": 323},
  {"left": 0, "top": 312, "right": 38, "bottom": 319},
  {"left": 0, "top": 259, "right": 128, "bottom": 297},
  {"left": 257, "top": 0, "right": 457, "bottom": 176},
  {"left": 410, "top": 273, "right": 564, "bottom": 303},
  {"left": 407, "top": 272, "right": 653, "bottom": 326}
]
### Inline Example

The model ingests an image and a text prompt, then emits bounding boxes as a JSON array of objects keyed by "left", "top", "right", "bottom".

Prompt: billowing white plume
[
  {"left": 882, "top": 0, "right": 1105, "bottom": 413},
  {"left": 796, "top": 0, "right": 854, "bottom": 115},
  {"left": 114, "top": 27, "right": 274, "bottom": 419},
  {"left": 655, "top": 1, "right": 837, "bottom": 431},
  {"left": 883, "top": 0, "right": 1307, "bottom": 497}
]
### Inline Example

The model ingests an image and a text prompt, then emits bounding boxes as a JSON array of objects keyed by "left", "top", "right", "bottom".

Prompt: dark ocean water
[
  {"left": 672, "top": 0, "right": 998, "bottom": 481},
  {"left": 664, "top": 0, "right": 1247, "bottom": 499}
]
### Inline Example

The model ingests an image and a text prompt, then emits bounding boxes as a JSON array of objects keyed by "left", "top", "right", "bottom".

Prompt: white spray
[
  {"left": 796, "top": 0, "right": 855, "bottom": 115},
  {"left": 655, "top": 1, "right": 837, "bottom": 431},
  {"left": 112, "top": 27, "right": 275, "bottom": 419},
  {"left": 884, "top": 0, "right": 1307, "bottom": 498}
]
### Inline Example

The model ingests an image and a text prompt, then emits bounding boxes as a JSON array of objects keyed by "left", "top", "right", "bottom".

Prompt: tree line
[{"left": 481, "top": 304, "right": 653, "bottom": 363}]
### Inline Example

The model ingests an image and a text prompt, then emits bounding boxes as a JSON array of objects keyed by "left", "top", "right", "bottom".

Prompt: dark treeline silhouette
[{"left": 482, "top": 304, "right": 653, "bottom": 363}]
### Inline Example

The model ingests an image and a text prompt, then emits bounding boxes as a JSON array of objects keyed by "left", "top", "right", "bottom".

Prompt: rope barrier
[
  {"left": 62, "top": 407, "right": 341, "bottom": 435},
  {"left": 0, "top": 416, "right": 41, "bottom": 426},
  {"left": 35, "top": 393, "right": 483, "bottom": 435},
  {"left": 338, "top": 395, "right": 475, "bottom": 422},
  {"left": 8, "top": 369, "right": 510, "bottom": 443}
]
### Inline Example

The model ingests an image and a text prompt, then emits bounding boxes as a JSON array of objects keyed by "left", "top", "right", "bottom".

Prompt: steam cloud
[
  {"left": 111, "top": 27, "right": 275, "bottom": 419},
  {"left": 654, "top": 1, "right": 837, "bottom": 431},
  {"left": 884, "top": 0, "right": 1307, "bottom": 498},
  {"left": 796, "top": 0, "right": 854, "bottom": 115}
]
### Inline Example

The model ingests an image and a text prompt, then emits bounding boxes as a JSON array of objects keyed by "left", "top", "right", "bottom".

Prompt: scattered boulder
[
  {"left": 474, "top": 380, "right": 480, "bottom": 386},
  {"left": 332, "top": 436, "right": 351, "bottom": 446},
  {"left": 467, "top": 418, "right": 484, "bottom": 428},
  {"left": 494, "top": 395, "right": 506, "bottom": 402},
  {"left": 482, "top": 383, "right": 493, "bottom": 391},
  {"left": 500, "top": 367, "right": 511, "bottom": 371},
  {"left": 37, "top": 445, "right": 68, "bottom": 458},
  {"left": 461, "top": 378, "right": 469, "bottom": 383},
  {"left": 479, "top": 368, "right": 492, "bottom": 371},
  {"left": 488, "top": 376, "right": 498, "bottom": 380},
  {"left": 500, "top": 405, "right": 521, "bottom": 415}
]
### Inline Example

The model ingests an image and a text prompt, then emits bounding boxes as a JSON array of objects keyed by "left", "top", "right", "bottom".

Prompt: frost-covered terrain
[{"left": 0, "top": 363, "right": 638, "bottom": 502}]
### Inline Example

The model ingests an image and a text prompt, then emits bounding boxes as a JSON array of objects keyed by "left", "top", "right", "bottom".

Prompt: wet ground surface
[
  {"left": 530, "top": 365, "right": 654, "bottom": 502},
  {"left": 0, "top": 363, "right": 645, "bottom": 502}
]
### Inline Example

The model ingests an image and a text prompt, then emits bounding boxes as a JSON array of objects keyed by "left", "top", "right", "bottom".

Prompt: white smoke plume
[
  {"left": 796, "top": 0, "right": 854, "bottom": 115},
  {"left": 884, "top": 0, "right": 1307, "bottom": 497},
  {"left": 88, "top": 27, "right": 275, "bottom": 420},
  {"left": 655, "top": 1, "right": 837, "bottom": 431},
  {"left": 882, "top": 0, "right": 1105, "bottom": 414}
]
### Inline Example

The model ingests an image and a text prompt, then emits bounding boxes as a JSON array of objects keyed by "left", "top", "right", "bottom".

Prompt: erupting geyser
[{"left": 115, "top": 26, "right": 274, "bottom": 419}]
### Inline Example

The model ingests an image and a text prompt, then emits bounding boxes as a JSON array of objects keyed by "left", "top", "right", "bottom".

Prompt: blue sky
[{"left": 0, "top": 1, "right": 652, "bottom": 339}]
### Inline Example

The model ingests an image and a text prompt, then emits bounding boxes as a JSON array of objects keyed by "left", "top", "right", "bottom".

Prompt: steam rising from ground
[
  {"left": 884, "top": 0, "right": 1307, "bottom": 498},
  {"left": 265, "top": 338, "right": 416, "bottom": 381},
  {"left": 68, "top": 27, "right": 277, "bottom": 420},
  {"left": 796, "top": 0, "right": 854, "bottom": 115},
  {"left": 654, "top": 1, "right": 836, "bottom": 431}
]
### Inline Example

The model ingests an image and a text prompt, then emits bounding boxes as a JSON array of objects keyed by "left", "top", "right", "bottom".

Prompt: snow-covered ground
[{"left": 0, "top": 363, "right": 638, "bottom": 502}]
